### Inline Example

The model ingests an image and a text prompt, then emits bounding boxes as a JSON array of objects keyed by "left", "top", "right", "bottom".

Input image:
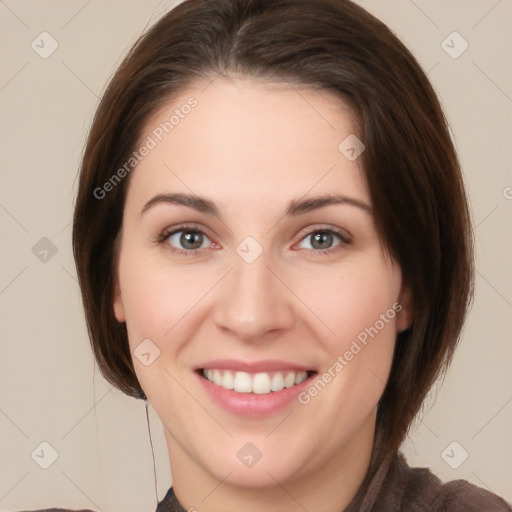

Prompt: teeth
[
  {"left": 252, "top": 373, "right": 271, "bottom": 394},
  {"left": 213, "top": 369, "right": 222, "bottom": 386},
  {"left": 284, "top": 372, "right": 295, "bottom": 388},
  {"left": 270, "top": 372, "right": 284, "bottom": 391},
  {"left": 202, "top": 369, "right": 309, "bottom": 394},
  {"left": 233, "top": 371, "right": 252, "bottom": 393},
  {"left": 222, "top": 370, "right": 234, "bottom": 390}
]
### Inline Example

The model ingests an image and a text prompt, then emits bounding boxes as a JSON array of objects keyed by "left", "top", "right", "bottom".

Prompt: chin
[{"left": 194, "top": 440, "right": 312, "bottom": 490}]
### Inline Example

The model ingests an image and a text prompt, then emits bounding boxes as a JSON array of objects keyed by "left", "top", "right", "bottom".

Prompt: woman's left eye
[
  {"left": 295, "top": 227, "right": 350, "bottom": 255},
  {"left": 157, "top": 225, "right": 350, "bottom": 257}
]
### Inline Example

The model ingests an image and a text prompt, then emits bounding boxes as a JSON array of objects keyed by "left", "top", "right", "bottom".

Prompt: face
[{"left": 113, "top": 76, "right": 412, "bottom": 491}]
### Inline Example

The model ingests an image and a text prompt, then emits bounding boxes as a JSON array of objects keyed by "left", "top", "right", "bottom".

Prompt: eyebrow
[{"left": 140, "top": 192, "right": 372, "bottom": 218}]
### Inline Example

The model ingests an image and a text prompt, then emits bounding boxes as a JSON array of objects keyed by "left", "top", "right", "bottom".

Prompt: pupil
[
  {"left": 313, "top": 232, "right": 332, "bottom": 250},
  {"left": 181, "top": 231, "right": 202, "bottom": 249}
]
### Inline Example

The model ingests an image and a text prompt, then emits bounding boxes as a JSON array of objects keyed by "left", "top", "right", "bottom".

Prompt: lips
[{"left": 194, "top": 358, "right": 315, "bottom": 373}]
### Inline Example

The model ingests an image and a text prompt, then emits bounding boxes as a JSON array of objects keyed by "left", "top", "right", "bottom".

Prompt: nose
[{"left": 213, "top": 245, "right": 295, "bottom": 343}]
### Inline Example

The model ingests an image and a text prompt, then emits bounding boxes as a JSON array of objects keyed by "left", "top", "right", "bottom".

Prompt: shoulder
[
  {"left": 430, "top": 477, "right": 512, "bottom": 511},
  {"left": 382, "top": 453, "right": 512, "bottom": 512}
]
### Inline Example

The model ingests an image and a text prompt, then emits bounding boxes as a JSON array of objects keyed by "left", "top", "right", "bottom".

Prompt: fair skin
[{"left": 113, "top": 76, "right": 412, "bottom": 512}]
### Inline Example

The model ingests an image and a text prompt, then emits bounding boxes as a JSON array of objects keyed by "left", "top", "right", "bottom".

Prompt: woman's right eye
[{"left": 158, "top": 225, "right": 215, "bottom": 256}]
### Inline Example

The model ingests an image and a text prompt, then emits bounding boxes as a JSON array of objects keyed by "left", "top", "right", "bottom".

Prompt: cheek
[
  {"left": 289, "top": 256, "right": 401, "bottom": 351},
  {"left": 118, "top": 253, "right": 213, "bottom": 346}
]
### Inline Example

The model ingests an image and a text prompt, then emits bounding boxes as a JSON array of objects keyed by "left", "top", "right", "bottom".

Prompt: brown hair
[{"left": 72, "top": 0, "right": 474, "bottom": 468}]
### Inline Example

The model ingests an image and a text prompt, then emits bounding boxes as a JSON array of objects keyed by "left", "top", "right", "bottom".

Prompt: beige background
[{"left": 1, "top": 0, "right": 511, "bottom": 510}]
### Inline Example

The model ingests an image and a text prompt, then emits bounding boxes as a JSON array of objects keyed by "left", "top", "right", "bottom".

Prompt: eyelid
[
  {"left": 158, "top": 222, "right": 216, "bottom": 243},
  {"left": 293, "top": 223, "right": 352, "bottom": 245}
]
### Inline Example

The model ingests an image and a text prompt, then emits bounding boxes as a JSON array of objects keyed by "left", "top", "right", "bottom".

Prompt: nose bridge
[{"left": 213, "top": 238, "right": 294, "bottom": 340}]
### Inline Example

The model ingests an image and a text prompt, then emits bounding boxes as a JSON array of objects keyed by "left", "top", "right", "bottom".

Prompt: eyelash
[{"left": 156, "top": 223, "right": 351, "bottom": 257}]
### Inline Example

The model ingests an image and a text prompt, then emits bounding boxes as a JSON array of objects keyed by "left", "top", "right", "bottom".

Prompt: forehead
[{"left": 127, "top": 76, "right": 369, "bottom": 210}]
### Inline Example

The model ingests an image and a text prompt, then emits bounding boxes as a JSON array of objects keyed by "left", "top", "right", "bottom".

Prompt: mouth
[
  {"left": 196, "top": 368, "right": 318, "bottom": 395},
  {"left": 193, "top": 360, "right": 320, "bottom": 416}
]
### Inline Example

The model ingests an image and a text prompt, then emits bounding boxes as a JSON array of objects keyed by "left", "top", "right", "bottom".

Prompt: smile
[{"left": 200, "top": 369, "right": 316, "bottom": 394}]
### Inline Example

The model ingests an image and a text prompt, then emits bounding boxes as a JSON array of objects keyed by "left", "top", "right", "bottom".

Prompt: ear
[
  {"left": 113, "top": 273, "right": 126, "bottom": 322},
  {"left": 396, "top": 283, "right": 413, "bottom": 332}
]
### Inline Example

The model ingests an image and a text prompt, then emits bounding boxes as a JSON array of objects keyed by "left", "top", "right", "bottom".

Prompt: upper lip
[{"left": 194, "top": 359, "right": 316, "bottom": 373}]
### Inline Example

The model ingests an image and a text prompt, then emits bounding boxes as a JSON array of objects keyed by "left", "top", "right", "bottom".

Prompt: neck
[{"left": 165, "top": 411, "right": 376, "bottom": 512}]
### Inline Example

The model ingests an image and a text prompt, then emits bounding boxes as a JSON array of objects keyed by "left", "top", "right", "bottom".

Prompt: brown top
[
  {"left": 156, "top": 452, "right": 512, "bottom": 512},
  {"left": 19, "top": 452, "right": 512, "bottom": 512}
]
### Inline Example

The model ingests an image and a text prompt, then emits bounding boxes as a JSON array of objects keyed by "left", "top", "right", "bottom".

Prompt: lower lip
[{"left": 195, "top": 371, "right": 316, "bottom": 417}]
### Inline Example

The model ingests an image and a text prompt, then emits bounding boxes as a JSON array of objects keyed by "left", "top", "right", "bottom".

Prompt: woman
[{"left": 41, "top": 0, "right": 510, "bottom": 510}]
